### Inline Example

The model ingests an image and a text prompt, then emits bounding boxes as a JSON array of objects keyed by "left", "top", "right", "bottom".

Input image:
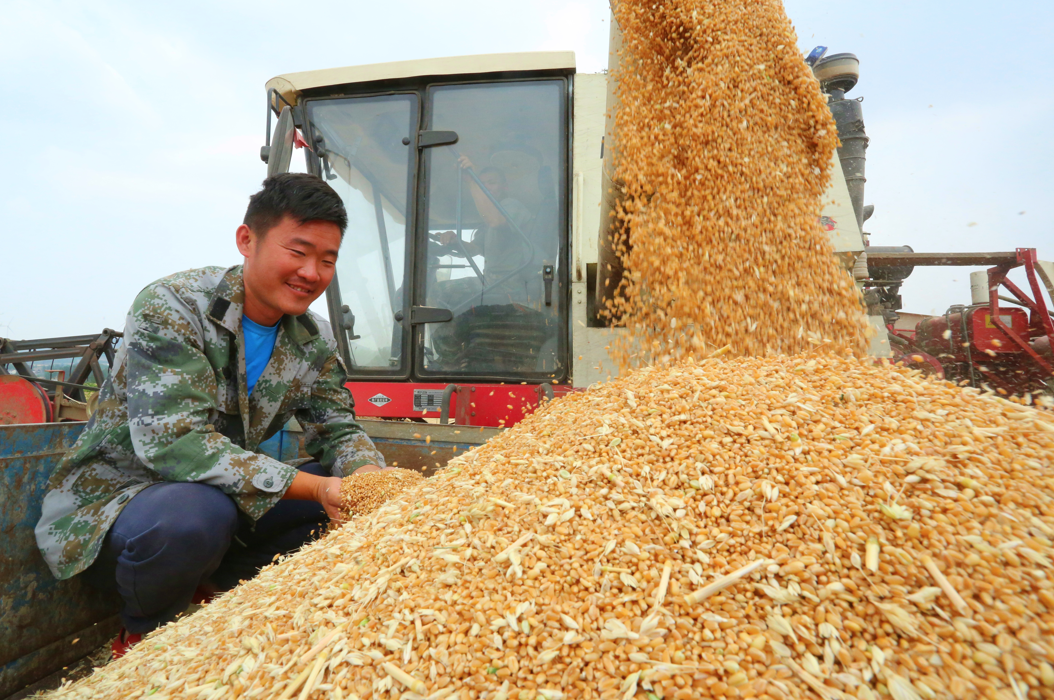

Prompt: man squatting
[{"left": 34, "top": 173, "right": 386, "bottom": 656}]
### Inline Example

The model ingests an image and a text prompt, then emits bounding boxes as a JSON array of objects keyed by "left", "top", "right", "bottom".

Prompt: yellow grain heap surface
[
  {"left": 606, "top": 0, "right": 868, "bottom": 364},
  {"left": 341, "top": 469, "right": 425, "bottom": 519},
  {"left": 51, "top": 354, "right": 1054, "bottom": 700}
]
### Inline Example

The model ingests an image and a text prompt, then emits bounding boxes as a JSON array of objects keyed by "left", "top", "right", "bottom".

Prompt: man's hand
[
  {"left": 314, "top": 475, "right": 345, "bottom": 522},
  {"left": 458, "top": 155, "right": 474, "bottom": 171},
  {"left": 284, "top": 467, "right": 393, "bottom": 523},
  {"left": 437, "top": 231, "right": 480, "bottom": 257},
  {"left": 352, "top": 464, "right": 401, "bottom": 475},
  {"left": 284, "top": 472, "right": 345, "bottom": 522},
  {"left": 351, "top": 464, "right": 383, "bottom": 475}
]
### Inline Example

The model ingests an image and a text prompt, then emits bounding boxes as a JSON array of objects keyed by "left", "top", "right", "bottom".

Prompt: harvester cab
[{"left": 263, "top": 53, "right": 583, "bottom": 427}]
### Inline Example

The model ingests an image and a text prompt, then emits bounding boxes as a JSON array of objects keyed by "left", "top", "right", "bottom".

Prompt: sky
[{"left": 2, "top": 0, "right": 1052, "bottom": 340}]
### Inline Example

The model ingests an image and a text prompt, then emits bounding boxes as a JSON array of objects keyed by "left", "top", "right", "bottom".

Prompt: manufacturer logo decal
[
  {"left": 819, "top": 215, "right": 836, "bottom": 231},
  {"left": 367, "top": 393, "right": 392, "bottom": 406}
]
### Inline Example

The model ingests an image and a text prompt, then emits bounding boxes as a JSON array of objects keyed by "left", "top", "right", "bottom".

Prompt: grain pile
[
  {"left": 604, "top": 0, "right": 868, "bottom": 365},
  {"left": 341, "top": 469, "right": 424, "bottom": 519},
  {"left": 51, "top": 353, "right": 1054, "bottom": 700}
]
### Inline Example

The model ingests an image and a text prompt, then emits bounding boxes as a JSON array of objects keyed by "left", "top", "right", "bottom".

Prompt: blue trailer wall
[{"left": 0, "top": 423, "right": 119, "bottom": 698}]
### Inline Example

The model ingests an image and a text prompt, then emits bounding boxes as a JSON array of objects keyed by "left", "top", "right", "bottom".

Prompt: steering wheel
[
  {"left": 426, "top": 232, "right": 459, "bottom": 254},
  {"left": 428, "top": 231, "right": 486, "bottom": 286}
]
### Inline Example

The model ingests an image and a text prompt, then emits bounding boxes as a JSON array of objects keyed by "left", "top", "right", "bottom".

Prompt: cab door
[
  {"left": 414, "top": 79, "right": 569, "bottom": 383},
  {"left": 304, "top": 94, "right": 419, "bottom": 377}
]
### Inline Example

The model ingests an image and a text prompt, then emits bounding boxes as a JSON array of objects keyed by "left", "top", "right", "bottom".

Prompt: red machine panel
[
  {"left": 347, "top": 382, "right": 452, "bottom": 419},
  {"left": 972, "top": 308, "right": 1030, "bottom": 354},
  {"left": 347, "top": 381, "right": 575, "bottom": 428},
  {"left": 916, "top": 306, "right": 1029, "bottom": 360},
  {"left": 0, "top": 376, "right": 52, "bottom": 425}
]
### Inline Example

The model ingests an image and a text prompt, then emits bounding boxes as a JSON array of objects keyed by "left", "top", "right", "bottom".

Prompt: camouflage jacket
[{"left": 35, "top": 266, "right": 385, "bottom": 580}]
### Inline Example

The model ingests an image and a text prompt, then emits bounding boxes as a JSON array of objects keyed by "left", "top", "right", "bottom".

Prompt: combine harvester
[{"left": 1, "top": 28, "right": 1052, "bottom": 700}]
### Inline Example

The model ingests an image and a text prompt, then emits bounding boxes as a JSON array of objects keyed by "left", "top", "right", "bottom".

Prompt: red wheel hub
[{"left": 0, "top": 375, "right": 52, "bottom": 425}]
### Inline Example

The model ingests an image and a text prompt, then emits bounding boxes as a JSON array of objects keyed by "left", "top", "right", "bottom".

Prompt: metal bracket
[
  {"left": 261, "top": 88, "right": 296, "bottom": 164},
  {"left": 340, "top": 305, "right": 361, "bottom": 341},
  {"left": 417, "top": 131, "right": 459, "bottom": 148},
  {"left": 0, "top": 330, "right": 120, "bottom": 407},
  {"left": 45, "top": 370, "right": 88, "bottom": 422},
  {"left": 439, "top": 384, "right": 458, "bottom": 425},
  {"left": 395, "top": 306, "right": 454, "bottom": 325},
  {"left": 265, "top": 107, "right": 296, "bottom": 177},
  {"left": 542, "top": 265, "right": 555, "bottom": 307}
]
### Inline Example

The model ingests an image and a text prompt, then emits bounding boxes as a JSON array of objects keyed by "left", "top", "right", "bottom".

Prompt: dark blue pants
[{"left": 85, "top": 463, "right": 329, "bottom": 634}]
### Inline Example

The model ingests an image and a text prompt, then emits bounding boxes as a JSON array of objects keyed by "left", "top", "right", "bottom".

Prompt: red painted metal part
[
  {"left": 986, "top": 248, "right": 1054, "bottom": 375},
  {"left": 888, "top": 341, "right": 944, "bottom": 379},
  {"left": 907, "top": 248, "right": 1053, "bottom": 395},
  {"left": 347, "top": 381, "right": 575, "bottom": 428},
  {"left": 915, "top": 307, "right": 1040, "bottom": 395},
  {"left": 0, "top": 376, "right": 51, "bottom": 425},
  {"left": 1019, "top": 248, "right": 1054, "bottom": 339}
]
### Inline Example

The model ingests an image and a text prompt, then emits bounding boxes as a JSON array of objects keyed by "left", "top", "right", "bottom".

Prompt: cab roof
[{"left": 265, "top": 51, "right": 576, "bottom": 108}]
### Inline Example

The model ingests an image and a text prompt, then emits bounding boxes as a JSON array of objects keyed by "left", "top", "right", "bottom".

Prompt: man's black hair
[{"left": 243, "top": 173, "right": 348, "bottom": 238}]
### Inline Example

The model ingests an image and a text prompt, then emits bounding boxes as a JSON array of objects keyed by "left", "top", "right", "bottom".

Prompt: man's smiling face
[{"left": 236, "top": 214, "right": 342, "bottom": 326}]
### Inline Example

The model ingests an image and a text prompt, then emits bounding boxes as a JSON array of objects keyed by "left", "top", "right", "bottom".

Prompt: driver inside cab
[{"left": 436, "top": 156, "right": 534, "bottom": 304}]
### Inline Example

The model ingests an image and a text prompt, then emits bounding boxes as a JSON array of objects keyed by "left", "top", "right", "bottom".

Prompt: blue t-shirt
[{"left": 242, "top": 315, "right": 280, "bottom": 396}]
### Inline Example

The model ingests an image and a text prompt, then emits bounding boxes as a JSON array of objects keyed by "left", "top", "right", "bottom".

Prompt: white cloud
[{"left": 1, "top": 3, "right": 158, "bottom": 126}]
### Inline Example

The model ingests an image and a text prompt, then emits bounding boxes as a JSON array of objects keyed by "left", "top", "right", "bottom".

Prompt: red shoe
[
  {"left": 111, "top": 629, "right": 143, "bottom": 659},
  {"left": 191, "top": 584, "right": 219, "bottom": 606}
]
